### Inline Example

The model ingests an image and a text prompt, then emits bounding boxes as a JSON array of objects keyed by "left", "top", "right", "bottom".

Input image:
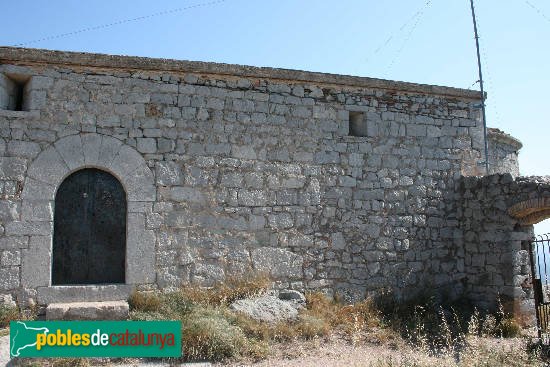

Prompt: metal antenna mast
[{"left": 469, "top": 0, "right": 490, "bottom": 175}]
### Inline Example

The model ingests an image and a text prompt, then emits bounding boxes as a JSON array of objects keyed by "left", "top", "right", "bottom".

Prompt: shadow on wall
[{"left": 457, "top": 174, "right": 550, "bottom": 324}]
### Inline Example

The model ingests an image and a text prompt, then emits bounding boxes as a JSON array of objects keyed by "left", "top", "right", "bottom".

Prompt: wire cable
[
  {"left": 523, "top": 0, "right": 550, "bottom": 24},
  {"left": 365, "top": 0, "right": 433, "bottom": 65},
  {"left": 385, "top": 0, "right": 432, "bottom": 75},
  {"left": 12, "top": 0, "right": 228, "bottom": 47}
]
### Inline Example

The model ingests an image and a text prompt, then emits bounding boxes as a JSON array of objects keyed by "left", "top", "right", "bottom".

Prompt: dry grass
[
  {"left": 0, "top": 304, "right": 20, "bottom": 328},
  {"left": 297, "top": 292, "right": 381, "bottom": 337},
  {"left": 129, "top": 274, "right": 273, "bottom": 362},
  {"left": 181, "top": 306, "right": 268, "bottom": 362},
  {"left": 6, "top": 274, "right": 539, "bottom": 366},
  {"left": 12, "top": 358, "right": 91, "bottom": 367},
  {"left": 180, "top": 273, "right": 271, "bottom": 306},
  {"left": 128, "top": 279, "right": 539, "bottom": 365},
  {"left": 0, "top": 304, "right": 36, "bottom": 328}
]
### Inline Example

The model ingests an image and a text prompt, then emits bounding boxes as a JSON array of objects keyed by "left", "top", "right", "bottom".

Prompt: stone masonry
[
  {"left": 457, "top": 175, "right": 550, "bottom": 318},
  {"left": 0, "top": 47, "right": 544, "bottom": 315}
]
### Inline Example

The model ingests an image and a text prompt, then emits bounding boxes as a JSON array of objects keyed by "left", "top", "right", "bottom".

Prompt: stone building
[{"left": 0, "top": 47, "right": 547, "bottom": 318}]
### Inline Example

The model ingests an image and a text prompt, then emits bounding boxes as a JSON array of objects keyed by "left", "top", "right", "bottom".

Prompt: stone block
[
  {"left": 192, "top": 263, "right": 225, "bottom": 286},
  {"left": 205, "top": 143, "right": 231, "bottom": 155},
  {"left": 157, "top": 138, "right": 174, "bottom": 153},
  {"left": 0, "top": 200, "right": 19, "bottom": 222},
  {"left": 331, "top": 232, "right": 346, "bottom": 250},
  {"left": 124, "top": 164, "right": 156, "bottom": 202},
  {"left": 0, "top": 236, "right": 28, "bottom": 249},
  {"left": 81, "top": 133, "right": 102, "bottom": 166},
  {"left": 407, "top": 124, "right": 427, "bottom": 137},
  {"left": 248, "top": 215, "right": 266, "bottom": 230},
  {"left": 221, "top": 173, "right": 243, "bottom": 187},
  {"left": 238, "top": 190, "right": 268, "bottom": 206},
  {"left": 218, "top": 215, "right": 247, "bottom": 231},
  {"left": 37, "top": 284, "right": 132, "bottom": 304},
  {"left": 165, "top": 211, "right": 192, "bottom": 228},
  {"left": 276, "top": 190, "right": 297, "bottom": 205},
  {"left": 136, "top": 138, "right": 157, "bottom": 153},
  {"left": 46, "top": 301, "right": 129, "bottom": 320},
  {"left": 232, "top": 145, "right": 256, "bottom": 160},
  {"left": 155, "top": 161, "right": 184, "bottom": 186},
  {"left": 54, "top": 134, "right": 85, "bottom": 170},
  {"left": 21, "top": 236, "right": 51, "bottom": 288},
  {"left": 281, "top": 177, "right": 306, "bottom": 189},
  {"left": 98, "top": 135, "right": 123, "bottom": 167},
  {"left": 7, "top": 140, "right": 41, "bottom": 158},
  {"left": 0, "top": 157, "right": 27, "bottom": 181},
  {"left": 0, "top": 267, "right": 19, "bottom": 290},
  {"left": 338, "top": 176, "right": 357, "bottom": 187},
  {"left": 170, "top": 187, "right": 206, "bottom": 203},
  {"left": 126, "top": 213, "right": 156, "bottom": 284},
  {"left": 1, "top": 249, "right": 21, "bottom": 266},
  {"left": 6, "top": 221, "right": 52, "bottom": 236},
  {"left": 289, "top": 234, "right": 314, "bottom": 247},
  {"left": 28, "top": 75, "right": 54, "bottom": 90},
  {"left": 268, "top": 213, "right": 294, "bottom": 230},
  {"left": 27, "top": 147, "right": 68, "bottom": 186},
  {"left": 251, "top": 247, "right": 303, "bottom": 279},
  {"left": 110, "top": 145, "right": 145, "bottom": 177},
  {"left": 21, "top": 200, "right": 53, "bottom": 221},
  {"left": 22, "top": 178, "right": 56, "bottom": 201}
]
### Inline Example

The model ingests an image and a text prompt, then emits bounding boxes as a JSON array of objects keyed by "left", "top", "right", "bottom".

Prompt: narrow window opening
[
  {"left": 349, "top": 111, "right": 367, "bottom": 137},
  {"left": 0, "top": 74, "right": 30, "bottom": 111}
]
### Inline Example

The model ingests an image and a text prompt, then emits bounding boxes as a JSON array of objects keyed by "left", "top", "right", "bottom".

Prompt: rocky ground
[
  {"left": 1, "top": 331, "right": 544, "bottom": 367},
  {"left": 225, "top": 334, "right": 533, "bottom": 367},
  {"left": 0, "top": 335, "right": 10, "bottom": 367},
  {"left": 0, "top": 285, "right": 545, "bottom": 367}
]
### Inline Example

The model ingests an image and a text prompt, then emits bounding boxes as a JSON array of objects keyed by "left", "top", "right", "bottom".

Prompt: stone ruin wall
[
  {"left": 458, "top": 175, "right": 550, "bottom": 319},
  {"left": 0, "top": 47, "right": 525, "bottom": 308},
  {"left": 487, "top": 128, "right": 522, "bottom": 178}
]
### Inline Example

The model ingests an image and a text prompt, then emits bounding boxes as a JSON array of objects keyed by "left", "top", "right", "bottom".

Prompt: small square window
[
  {"left": 0, "top": 74, "right": 30, "bottom": 111},
  {"left": 349, "top": 111, "right": 367, "bottom": 137}
]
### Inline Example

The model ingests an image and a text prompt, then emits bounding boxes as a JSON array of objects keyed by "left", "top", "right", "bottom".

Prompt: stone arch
[
  {"left": 20, "top": 133, "right": 156, "bottom": 291},
  {"left": 508, "top": 197, "right": 550, "bottom": 225}
]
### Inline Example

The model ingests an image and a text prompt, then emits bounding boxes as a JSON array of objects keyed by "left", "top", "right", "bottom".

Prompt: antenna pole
[{"left": 469, "top": 0, "right": 489, "bottom": 175}]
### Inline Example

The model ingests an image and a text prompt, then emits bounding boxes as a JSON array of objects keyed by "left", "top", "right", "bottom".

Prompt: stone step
[
  {"left": 37, "top": 284, "right": 132, "bottom": 304},
  {"left": 46, "top": 300, "right": 129, "bottom": 320}
]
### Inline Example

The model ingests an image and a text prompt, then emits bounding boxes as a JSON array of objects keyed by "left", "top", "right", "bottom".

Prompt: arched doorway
[
  {"left": 52, "top": 168, "right": 126, "bottom": 285},
  {"left": 508, "top": 197, "right": 550, "bottom": 225}
]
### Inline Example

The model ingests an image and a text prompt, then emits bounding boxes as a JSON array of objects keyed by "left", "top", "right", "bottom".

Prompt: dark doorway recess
[{"left": 52, "top": 168, "right": 126, "bottom": 285}]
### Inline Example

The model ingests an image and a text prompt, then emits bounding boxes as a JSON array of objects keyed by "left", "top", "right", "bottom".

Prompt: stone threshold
[
  {"left": 46, "top": 300, "right": 129, "bottom": 320},
  {"left": 37, "top": 284, "right": 133, "bottom": 305}
]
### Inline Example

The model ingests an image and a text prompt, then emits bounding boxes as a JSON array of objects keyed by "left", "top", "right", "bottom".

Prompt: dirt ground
[
  {"left": 220, "top": 332, "right": 540, "bottom": 367},
  {"left": 0, "top": 328, "right": 543, "bottom": 367}
]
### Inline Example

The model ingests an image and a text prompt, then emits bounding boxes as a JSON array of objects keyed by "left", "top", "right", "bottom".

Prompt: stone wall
[
  {"left": 0, "top": 47, "right": 530, "bottom": 308},
  {"left": 487, "top": 128, "right": 522, "bottom": 178},
  {"left": 457, "top": 174, "right": 550, "bottom": 317}
]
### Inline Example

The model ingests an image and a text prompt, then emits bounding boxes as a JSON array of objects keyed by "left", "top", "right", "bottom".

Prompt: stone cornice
[
  {"left": 0, "top": 46, "right": 483, "bottom": 100},
  {"left": 488, "top": 128, "right": 523, "bottom": 151}
]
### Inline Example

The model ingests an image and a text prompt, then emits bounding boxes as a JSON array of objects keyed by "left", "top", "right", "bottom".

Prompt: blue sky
[{"left": 2, "top": 0, "right": 549, "bottom": 233}]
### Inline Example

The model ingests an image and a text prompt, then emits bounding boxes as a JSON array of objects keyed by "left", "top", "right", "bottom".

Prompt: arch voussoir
[
  {"left": 81, "top": 133, "right": 102, "bottom": 166},
  {"left": 508, "top": 197, "right": 550, "bottom": 225},
  {"left": 20, "top": 132, "right": 156, "bottom": 289},
  {"left": 109, "top": 145, "right": 147, "bottom": 179},
  {"left": 97, "top": 135, "right": 123, "bottom": 168},
  {"left": 26, "top": 146, "right": 70, "bottom": 188},
  {"left": 54, "top": 134, "right": 85, "bottom": 170}
]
